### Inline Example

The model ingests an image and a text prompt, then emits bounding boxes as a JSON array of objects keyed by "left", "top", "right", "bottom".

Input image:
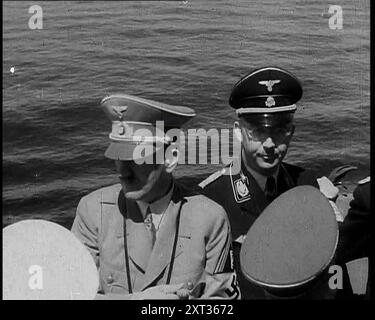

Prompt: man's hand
[
  {"left": 175, "top": 281, "right": 196, "bottom": 300},
  {"left": 94, "top": 282, "right": 196, "bottom": 300},
  {"left": 317, "top": 176, "right": 339, "bottom": 201},
  {"left": 317, "top": 176, "right": 344, "bottom": 222},
  {"left": 131, "top": 283, "right": 187, "bottom": 300}
]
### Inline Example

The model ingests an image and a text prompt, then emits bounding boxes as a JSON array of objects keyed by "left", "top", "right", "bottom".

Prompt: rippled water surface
[{"left": 3, "top": 1, "right": 370, "bottom": 228}]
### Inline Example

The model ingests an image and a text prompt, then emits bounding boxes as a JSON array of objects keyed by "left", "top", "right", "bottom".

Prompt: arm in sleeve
[
  {"left": 337, "top": 182, "right": 371, "bottom": 262},
  {"left": 199, "top": 207, "right": 241, "bottom": 299},
  {"left": 71, "top": 196, "right": 100, "bottom": 269}
]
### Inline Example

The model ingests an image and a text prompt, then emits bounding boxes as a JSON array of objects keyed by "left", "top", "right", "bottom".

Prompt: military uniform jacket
[
  {"left": 336, "top": 177, "right": 371, "bottom": 299},
  {"left": 200, "top": 159, "right": 319, "bottom": 242},
  {"left": 199, "top": 158, "right": 319, "bottom": 299},
  {"left": 71, "top": 183, "right": 240, "bottom": 299}
]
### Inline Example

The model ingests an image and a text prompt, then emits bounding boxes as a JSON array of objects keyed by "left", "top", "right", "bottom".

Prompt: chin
[{"left": 256, "top": 158, "right": 280, "bottom": 172}]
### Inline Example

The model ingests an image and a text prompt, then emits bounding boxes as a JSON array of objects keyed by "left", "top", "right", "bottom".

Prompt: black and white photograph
[{"left": 3, "top": 0, "right": 371, "bottom": 305}]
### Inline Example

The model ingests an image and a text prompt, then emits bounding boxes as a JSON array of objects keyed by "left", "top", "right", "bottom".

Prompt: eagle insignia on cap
[
  {"left": 258, "top": 80, "right": 280, "bottom": 92},
  {"left": 265, "top": 96, "right": 276, "bottom": 107},
  {"left": 113, "top": 105, "right": 128, "bottom": 120}
]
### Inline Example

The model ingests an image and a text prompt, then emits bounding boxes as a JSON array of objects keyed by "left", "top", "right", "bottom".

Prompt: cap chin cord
[
  {"left": 236, "top": 104, "right": 297, "bottom": 115},
  {"left": 109, "top": 133, "right": 171, "bottom": 144}
]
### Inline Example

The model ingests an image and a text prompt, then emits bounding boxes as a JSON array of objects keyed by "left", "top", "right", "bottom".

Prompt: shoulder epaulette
[
  {"left": 358, "top": 176, "right": 370, "bottom": 185},
  {"left": 198, "top": 168, "right": 226, "bottom": 189}
]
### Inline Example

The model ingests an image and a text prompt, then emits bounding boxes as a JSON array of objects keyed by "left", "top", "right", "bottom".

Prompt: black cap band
[{"left": 240, "top": 112, "right": 294, "bottom": 128}]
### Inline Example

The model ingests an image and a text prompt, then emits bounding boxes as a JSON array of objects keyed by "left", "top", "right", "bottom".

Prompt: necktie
[
  {"left": 265, "top": 176, "right": 277, "bottom": 202},
  {"left": 144, "top": 207, "right": 156, "bottom": 247}
]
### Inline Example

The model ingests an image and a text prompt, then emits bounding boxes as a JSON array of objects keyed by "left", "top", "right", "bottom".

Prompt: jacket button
[{"left": 107, "top": 274, "right": 114, "bottom": 284}]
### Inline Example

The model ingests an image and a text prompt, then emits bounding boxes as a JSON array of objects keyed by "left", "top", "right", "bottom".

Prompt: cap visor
[
  {"left": 241, "top": 112, "right": 294, "bottom": 127},
  {"left": 105, "top": 141, "right": 164, "bottom": 162}
]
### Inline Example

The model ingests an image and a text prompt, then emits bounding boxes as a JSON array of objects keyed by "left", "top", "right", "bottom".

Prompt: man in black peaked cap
[{"left": 200, "top": 67, "right": 337, "bottom": 299}]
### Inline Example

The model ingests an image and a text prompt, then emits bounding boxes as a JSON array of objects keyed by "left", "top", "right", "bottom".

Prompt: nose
[{"left": 262, "top": 137, "right": 276, "bottom": 151}]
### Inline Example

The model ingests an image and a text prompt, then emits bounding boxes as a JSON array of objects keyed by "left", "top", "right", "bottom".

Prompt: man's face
[
  {"left": 115, "top": 160, "right": 164, "bottom": 201},
  {"left": 239, "top": 118, "right": 294, "bottom": 175}
]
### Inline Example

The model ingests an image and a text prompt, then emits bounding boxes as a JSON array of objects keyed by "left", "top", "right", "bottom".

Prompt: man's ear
[
  {"left": 234, "top": 121, "right": 243, "bottom": 143},
  {"left": 165, "top": 148, "right": 179, "bottom": 173}
]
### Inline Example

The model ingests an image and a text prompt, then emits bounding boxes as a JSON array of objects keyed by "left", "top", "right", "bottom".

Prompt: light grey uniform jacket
[{"left": 71, "top": 183, "right": 240, "bottom": 299}]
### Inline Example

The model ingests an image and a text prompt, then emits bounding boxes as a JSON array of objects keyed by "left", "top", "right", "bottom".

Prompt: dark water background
[{"left": 3, "top": 1, "right": 370, "bottom": 229}]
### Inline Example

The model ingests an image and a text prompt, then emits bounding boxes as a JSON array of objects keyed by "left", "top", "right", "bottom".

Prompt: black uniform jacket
[{"left": 336, "top": 179, "right": 371, "bottom": 299}]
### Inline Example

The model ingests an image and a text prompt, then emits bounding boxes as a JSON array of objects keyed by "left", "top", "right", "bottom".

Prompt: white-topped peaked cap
[{"left": 100, "top": 94, "right": 196, "bottom": 160}]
